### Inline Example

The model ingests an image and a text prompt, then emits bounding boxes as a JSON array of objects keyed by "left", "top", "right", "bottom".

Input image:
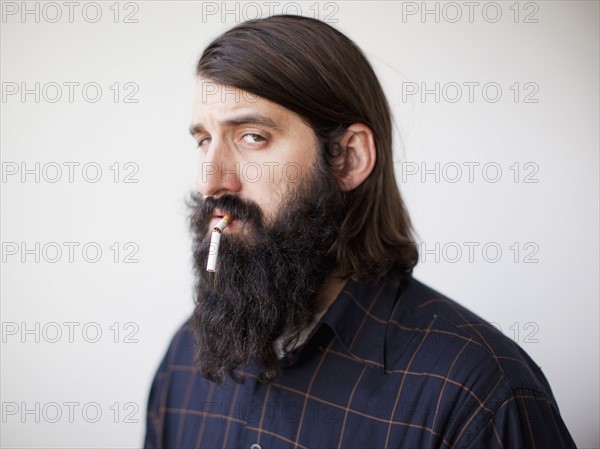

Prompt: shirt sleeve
[
  {"left": 463, "top": 388, "right": 577, "bottom": 449},
  {"left": 143, "top": 320, "right": 195, "bottom": 449},
  {"left": 143, "top": 353, "right": 168, "bottom": 449}
]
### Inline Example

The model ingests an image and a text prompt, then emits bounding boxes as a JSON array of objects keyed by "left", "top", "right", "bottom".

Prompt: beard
[{"left": 188, "top": 158, "right": 346, "bottom": 384}]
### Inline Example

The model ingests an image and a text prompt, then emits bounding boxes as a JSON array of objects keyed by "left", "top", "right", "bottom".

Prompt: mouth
[
  {"left": 210, "top": 210, "right": 237, "bottom": 231},
  {"left": 211, "top": 208, "right": 231, "bottom": 218}
]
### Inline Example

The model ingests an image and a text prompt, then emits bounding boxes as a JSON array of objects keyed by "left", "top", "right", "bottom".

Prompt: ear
[{"left": 336, "top": 123, "right": 377, "bottom": 191}]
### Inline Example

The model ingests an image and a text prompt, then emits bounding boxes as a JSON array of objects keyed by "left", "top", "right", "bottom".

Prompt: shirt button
[{"left": 250, "top": 444, "right": 262, "bottom": 449}]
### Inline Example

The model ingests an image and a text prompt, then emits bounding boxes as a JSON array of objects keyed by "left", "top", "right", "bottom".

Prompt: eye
[
  {"left": 242, "top": 133, "right": 266, "bottom": 144},
  {"left": 196, "top": 136, "right": 211, "bottom": 147}
]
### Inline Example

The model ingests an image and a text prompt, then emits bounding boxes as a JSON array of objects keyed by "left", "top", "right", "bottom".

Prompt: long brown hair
[{"left": 197, "top": 15, "right": 418, "bottom": 282}]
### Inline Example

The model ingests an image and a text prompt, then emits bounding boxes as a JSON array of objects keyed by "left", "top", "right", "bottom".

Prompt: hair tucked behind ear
[{"left": 197, "top": 15, "right": 418, "bottom": 282}]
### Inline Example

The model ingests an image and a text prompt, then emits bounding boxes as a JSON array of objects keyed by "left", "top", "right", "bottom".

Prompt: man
[{"left": 145, "top": 15, "right": 576, "bottom": 449}]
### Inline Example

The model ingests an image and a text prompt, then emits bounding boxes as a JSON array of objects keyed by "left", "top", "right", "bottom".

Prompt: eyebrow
[{"left": 189, "top": 114, "right": 281, "bottom": 136}]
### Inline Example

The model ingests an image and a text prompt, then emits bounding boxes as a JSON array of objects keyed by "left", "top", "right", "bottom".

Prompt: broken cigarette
[{"left": 206, "top": 214, "right": 233, "bottom": 272}]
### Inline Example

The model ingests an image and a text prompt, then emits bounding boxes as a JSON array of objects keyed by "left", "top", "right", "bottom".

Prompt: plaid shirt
[{"left": 144, "top": 275, "right": 576, "bottom": 449}]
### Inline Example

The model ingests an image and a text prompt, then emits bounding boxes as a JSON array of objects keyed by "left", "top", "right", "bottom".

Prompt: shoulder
[
  {"left": 382, "top": 277, "right": 579, "bottom": 446},
  {"left": 156, "top": 317, "right": 195, "bottom": 372},
  {"left": 144, "top": 318, "right": 195, "bottom": 446},
  {"left": 385, "top": 277, "right": 555, "bottom": 399}
]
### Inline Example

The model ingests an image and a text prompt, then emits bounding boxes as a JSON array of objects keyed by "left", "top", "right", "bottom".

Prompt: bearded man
[{"left": 144, "top": 15, "right": 576, "bottom": 449}]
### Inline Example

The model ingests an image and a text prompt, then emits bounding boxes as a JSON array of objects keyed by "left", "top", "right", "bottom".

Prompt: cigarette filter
[{"left": 206, "top": 214, "right": 233, "bottom": 272}]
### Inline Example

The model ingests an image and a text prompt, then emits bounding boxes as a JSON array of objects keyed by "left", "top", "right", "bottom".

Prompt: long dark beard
[{"left": 188, "top": 161, "right": 346, "bottom": 384}]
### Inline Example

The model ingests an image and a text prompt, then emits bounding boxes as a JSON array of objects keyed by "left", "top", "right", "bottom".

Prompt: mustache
[{"left": 188, "top": 192, "right": 264, "bottom": 232}]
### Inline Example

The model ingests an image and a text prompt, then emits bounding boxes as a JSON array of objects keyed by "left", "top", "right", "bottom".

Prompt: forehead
[{"left": 192, "top": 77, "right": 297, "bottom": 129}]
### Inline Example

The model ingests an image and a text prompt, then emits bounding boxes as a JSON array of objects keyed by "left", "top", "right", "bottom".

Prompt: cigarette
[{"left": 206, "top": 214, "right": 233, "bottom": 272}]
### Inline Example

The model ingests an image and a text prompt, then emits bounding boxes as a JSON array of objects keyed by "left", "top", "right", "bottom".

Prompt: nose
[{"left": 195, "top": 138, "right": 242, "bottom": 198}]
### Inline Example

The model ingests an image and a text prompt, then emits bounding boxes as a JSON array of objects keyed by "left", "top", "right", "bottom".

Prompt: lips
[
  {"left": 209, "top": 210, "right": 237, "bottom": 232},
  {"left": 212, "top": 209, "right": 226, "bottom": 219},
  {"left": 212, "top": 208, "right": 228, "bottom": 219}
]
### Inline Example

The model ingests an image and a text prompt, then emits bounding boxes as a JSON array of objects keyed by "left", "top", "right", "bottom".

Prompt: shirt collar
[{"left": 311, "top": 273, "right": 405, "bottom": 373}]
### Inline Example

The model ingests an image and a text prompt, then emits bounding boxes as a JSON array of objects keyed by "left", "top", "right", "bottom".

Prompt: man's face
[
  {"left": 190, "top": 77, "right": 319, "bottom": 228},
  {"left": 188, "top": 78, "right": 347, "bottom": 384}
]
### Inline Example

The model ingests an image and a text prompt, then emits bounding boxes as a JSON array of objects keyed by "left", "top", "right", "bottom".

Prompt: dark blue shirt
[{"left": 144, "top": 275, "right": 577, "bottom": 448}]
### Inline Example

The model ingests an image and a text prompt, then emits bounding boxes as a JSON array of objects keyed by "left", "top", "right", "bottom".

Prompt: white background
[{"left": 1, "top": 1, "right": 598, "bottom": 447}]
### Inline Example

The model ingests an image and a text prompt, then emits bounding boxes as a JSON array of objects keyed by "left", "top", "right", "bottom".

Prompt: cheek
[
  {"left": 254, "top": 183, "right": 286, "bottom": 222},
  {"left": 280, "top": 162, "right": 306, "bottom": 185},
  {"left": 241, "top": 177, "right": 287, "bottom": 224},
  {"left": 240, "top": 133, "right": 317, "bottom": 217}
]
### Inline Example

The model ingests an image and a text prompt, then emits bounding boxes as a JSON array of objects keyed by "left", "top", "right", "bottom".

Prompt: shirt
[
  {"left": 144, "top": 274, "right": 577, "bottom": 449},
  {"left": 273, "top": 308, "right": 328, "bottom": 360}
]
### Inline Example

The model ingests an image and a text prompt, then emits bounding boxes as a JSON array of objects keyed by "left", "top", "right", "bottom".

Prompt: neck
[{"left": 314, "top": 269, "right": 349, "bottom": 314}]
